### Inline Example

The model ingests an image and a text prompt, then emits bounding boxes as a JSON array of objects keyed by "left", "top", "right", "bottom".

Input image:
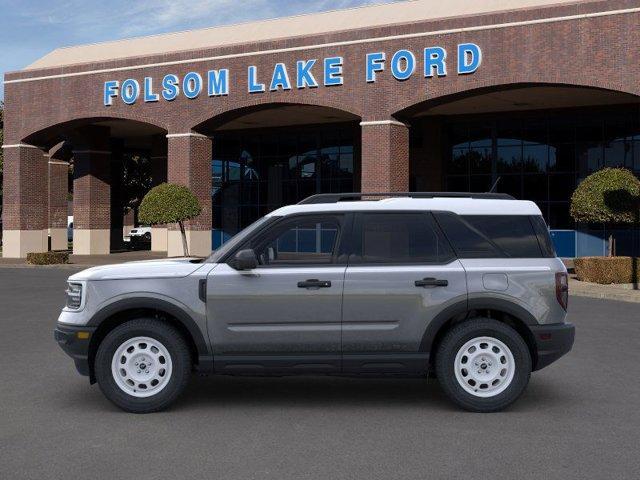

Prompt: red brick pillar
[
  {"left": 166, "top": 132, "right": 212, "bottom": 257},
  {"left": 150, "top": 134, "right": 168, "bottom": 252},
  {"left": 1, "top": 143, "right": 49, "bottom": 258},
  {"left": 72, "top": 127, "right": 111, "bottom": 255},
  {"left": 48, "top": 144, "right": 69, "bottom": 251},
  {"left": 360, "top": 120, "right": 410, "bottom": 192}
]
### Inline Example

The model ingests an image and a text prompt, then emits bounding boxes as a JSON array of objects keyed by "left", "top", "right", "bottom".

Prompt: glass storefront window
[
  {"left": 443, "top": 106, "right": 640, "bottom": 229},
  {"left": 211, "top": 124, "right": 358, "bottom": 241}
]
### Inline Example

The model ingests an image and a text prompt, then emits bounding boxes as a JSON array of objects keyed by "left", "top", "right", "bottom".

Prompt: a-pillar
[
  {"left": 150, "top": 134, "right": 168, "bottom": 252},
  {"left": 166, "top": 132, "right": 212, "bottom": 257},
  {"left": 72, "top": 126, "right": 112, "bottom": 255},
  {"left": 1, "top": 143, "right": 49, "bottom": 257},
  {"left": 360, "top": 120, "right": 410, "bottom": 192},
  {"left": 48, "top": 143, "right": 70, "bottom": 251}
]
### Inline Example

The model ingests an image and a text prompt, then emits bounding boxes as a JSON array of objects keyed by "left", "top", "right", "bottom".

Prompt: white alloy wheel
[
  {"left": 111, "top": 336, "right": 173, "bottom": 398},
  {"left": 454, "top": 336, "right": 515, "bottom": 398}
]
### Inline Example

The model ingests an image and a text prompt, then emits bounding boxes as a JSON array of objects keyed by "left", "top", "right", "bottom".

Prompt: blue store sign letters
[{"left": 103, "top": 43, "right": 482, "bottom": 106}]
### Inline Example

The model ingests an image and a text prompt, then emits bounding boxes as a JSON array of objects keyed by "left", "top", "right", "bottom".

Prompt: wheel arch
[
  {"left": 422, "top": 298, "right": 539, "bottom": 371},
  {"left": 86, "top": 298, "right": 212, "bottom": 383}
]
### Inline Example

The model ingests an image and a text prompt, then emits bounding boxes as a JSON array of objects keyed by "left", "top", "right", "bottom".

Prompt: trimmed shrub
[
  {"left": 138, "top": 183, "right": 202, "bottom": 225},
  {"left": 570, "top": 168, "right": 640, "bottom": 224},
  {"left": 27, "top": 251, "right": 69, "bottom": 265},
  {"left": 139, "top": 183, "right": 202, "bottom": 256},
  {"left": 574, "top": 256, "right": 640, "bottom": 284}
]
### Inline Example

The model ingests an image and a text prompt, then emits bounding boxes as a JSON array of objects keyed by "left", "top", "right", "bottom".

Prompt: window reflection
[
  {"left": 444, "top": 107, "right": 640, "bottom": 229},
  {"left": 211, "top": 124, "right": 358, "bottom": 243}
]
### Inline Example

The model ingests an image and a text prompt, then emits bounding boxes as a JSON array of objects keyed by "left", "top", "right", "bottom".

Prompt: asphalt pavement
[{"left": 0, "top": 267, "right": 638, "bottom": 480}]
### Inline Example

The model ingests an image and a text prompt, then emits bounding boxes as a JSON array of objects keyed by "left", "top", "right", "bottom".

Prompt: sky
[{"left": 0, "top": 0, "right": 401, "bottom": 100}]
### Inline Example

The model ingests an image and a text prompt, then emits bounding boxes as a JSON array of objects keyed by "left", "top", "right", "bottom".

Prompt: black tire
[
  {"left": 95, "top": 318, "right": 191, "bottom": 413},
  {"left": 435, "top": 318, "right": 531, "bottom": 412}
]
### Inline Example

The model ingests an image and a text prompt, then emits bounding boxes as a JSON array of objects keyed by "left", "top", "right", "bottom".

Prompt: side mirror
[{"left": 232, "top": 249, "right": 258, "bottom": 271}]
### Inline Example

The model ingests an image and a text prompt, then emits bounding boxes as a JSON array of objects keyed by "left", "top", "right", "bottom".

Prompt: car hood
[{"left": 68, "top": 258, "right": 206, "bottom": 281}]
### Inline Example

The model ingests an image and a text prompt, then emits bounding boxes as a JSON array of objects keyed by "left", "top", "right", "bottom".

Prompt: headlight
[{"left": 65, "top": 282, "right": 84, "bottom": 309}]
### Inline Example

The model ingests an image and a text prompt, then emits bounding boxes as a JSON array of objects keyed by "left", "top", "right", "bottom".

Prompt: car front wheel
[
  {"left": 94, "top": 318, "right": 191, "bottom": 413},
  {"left": 435, "top": 318, "right": 531, "bottom": 412}
]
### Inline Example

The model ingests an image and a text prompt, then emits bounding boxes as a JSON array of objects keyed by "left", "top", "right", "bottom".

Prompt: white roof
[
  {"left": 26, "top": 0, "right": 583, "bottom": 70},
  {"left": 268, "top": 197, "right": 542, "bottom": 217}
]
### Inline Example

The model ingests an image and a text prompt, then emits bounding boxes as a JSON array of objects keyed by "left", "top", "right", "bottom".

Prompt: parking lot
[{"left": 0, "top": 267, "right": 638, "bottom": 480}]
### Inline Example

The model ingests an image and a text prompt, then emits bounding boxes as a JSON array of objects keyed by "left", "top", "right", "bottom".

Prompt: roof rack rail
[{"left": 297, "top": 192, "right": 515, "bottom": 205}]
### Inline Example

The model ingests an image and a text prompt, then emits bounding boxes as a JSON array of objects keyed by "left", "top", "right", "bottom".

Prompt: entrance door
[
  {"left": 341, "top": 212, "right": 468, "bottom": 374},
  {"left": 207, "top": 214, "right": 348, "bottom": 374}
]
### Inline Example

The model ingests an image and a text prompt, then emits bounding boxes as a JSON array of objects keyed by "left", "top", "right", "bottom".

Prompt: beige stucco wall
[
  {"left": 167, "top": 230, "right": 211, "bottom": 258},
  {"left": 2, "top": 230, "right": 48, "bottom": 258},
  {"left": 73, "top": 229, "right": 110, "bottom": 255}
]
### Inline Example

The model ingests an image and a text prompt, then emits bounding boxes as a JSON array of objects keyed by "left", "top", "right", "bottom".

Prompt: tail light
[{"left": 555, "top": 272, "right": 569, "bottom": 311}]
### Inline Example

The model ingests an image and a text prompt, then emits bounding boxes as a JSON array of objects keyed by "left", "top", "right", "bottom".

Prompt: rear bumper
[
  {"left": 54, "top": 324, "right": 96, "bottom": 377},
  {"left": 530, "top": 322, "right": 575, "bottom": 371}
]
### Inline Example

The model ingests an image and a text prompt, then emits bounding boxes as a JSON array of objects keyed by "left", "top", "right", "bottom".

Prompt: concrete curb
[{"left": 569, "top": 278, "right": 640, "bottom": 304}]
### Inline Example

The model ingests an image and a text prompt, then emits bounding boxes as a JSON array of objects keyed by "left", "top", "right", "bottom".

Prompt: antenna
[{"left": 489, "top": 177, "right": 501, "bottom": 193}]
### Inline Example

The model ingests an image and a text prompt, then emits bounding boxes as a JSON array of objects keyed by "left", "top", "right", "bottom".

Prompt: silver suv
[{"left": 55, "top": 193, "right": 574, "bottom": 413}]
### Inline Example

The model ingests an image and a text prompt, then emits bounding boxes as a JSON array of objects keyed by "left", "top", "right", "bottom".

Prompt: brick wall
[
  {"left": 2, "top": 0, "right": 640, "bottom": 246},
  {"left": 167, "top": 134, "right": 212, "bottom": 231},
  {"left": 2, "top": 146, "right": 48, "bottom": 230},
  {"left": 5, "top": 1, "right": 640, "bottom": 146}
]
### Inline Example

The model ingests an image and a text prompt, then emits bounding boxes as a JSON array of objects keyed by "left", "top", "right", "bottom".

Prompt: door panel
[
  {"left": 208, "top": 264, "right": 345, "bottom": 359},
  {"left": 206, "top": 213, "right": 348, "bottom": 373},
  {"left": 342, "top": 262, "right": 467, "bottom": 354},
  {"left": 341, "top": 211, "right": 468, "bottom": 373}
]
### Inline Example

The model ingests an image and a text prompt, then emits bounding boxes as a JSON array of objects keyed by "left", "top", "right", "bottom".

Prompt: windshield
[{"left": 207, "top": 216, "right": 275, "bottom": 263}]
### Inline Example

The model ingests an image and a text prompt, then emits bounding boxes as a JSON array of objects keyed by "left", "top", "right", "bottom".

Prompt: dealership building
[{"left": 3, "top": 0, "right": 640, "bottom": 258}]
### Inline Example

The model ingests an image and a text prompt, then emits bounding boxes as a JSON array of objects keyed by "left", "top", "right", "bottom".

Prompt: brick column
[
  {"left": 150, "top": 134, "right": 168, "bottom": 252},
  {"left": 48, "top": 144, "right": 69, "bottom": 251},
  {"left": 166, "top": 132, "right": 212, "bottom": 257},
  {"left": 72, "top": 127, "right": 112, "bottom": 255},
  {"left": 360, "top": 120, "right": 410, "bottom": 192},
  {"left": 1, "top": 144, "right": 49, "bottom": 257}
]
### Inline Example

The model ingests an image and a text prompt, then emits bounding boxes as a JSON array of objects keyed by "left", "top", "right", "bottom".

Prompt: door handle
[
  {"left": 415, "top": 278, "right": 448, "bottom": 288},
  {"left": 297, "top": 279, "right": 332, "bottom": 289}
]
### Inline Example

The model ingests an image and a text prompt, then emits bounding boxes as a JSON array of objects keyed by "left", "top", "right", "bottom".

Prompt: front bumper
[
  {"left": 530, "top": 322, "right": 575, "bottom": 371},
  {"left": 54, "top": 324, "right": 97, "bottom": 377}
]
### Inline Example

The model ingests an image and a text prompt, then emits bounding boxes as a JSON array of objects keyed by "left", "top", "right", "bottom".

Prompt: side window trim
[
  {"left": 349, "top": 211, "right": 456, "bottom": 266},
  {"left": 529, "top": 215, "right": 555, "bottom": 258}
]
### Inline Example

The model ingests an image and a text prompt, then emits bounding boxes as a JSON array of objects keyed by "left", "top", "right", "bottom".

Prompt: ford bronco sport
[{"left": 55, "top": 192, "right": 574, "bottom": 413}]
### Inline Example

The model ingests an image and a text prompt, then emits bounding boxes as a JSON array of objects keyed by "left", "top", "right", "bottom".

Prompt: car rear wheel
[
  {"left": 95, "top": 318, "right": 191, "bottom": 413},
  {"left": 435, "top": 318, "right": 531, "bottom": 412}
]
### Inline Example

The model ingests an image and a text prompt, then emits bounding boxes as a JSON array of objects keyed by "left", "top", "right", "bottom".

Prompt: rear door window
[{"left": 352, "top": 212, "right": 454, "bottom": 264}]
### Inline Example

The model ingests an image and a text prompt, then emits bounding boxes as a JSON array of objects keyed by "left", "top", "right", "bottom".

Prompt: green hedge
[
  {"left": 574, "top": 256, "right": 640, "bottom": 284},
  {"left": 27, "top": 251, "right": 69, "bottom": 265}
]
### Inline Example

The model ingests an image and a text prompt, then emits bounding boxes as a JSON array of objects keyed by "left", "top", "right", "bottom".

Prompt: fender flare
[
  {"left": 419, "top": 297, "right": 537, "bottom": 353},
  {"left": 88, "top": 297, "right": 211, "bottom": 358}
]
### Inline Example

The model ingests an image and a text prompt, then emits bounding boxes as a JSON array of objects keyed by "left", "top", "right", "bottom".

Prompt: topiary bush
[
  {"left": 574, "top": 256, "right": 640, "bottom": 284},
  {"left": 27, "top": 251, "right": 69, "bottom": 265},
  {"left": 570, "top": 168, "right": 640, "bottom": 256},
  {"left": 138, "top": 183, "right": 202, "bottom": 256}
]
